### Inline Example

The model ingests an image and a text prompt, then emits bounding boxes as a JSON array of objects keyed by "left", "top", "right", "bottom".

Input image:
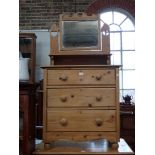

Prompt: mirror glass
[{"left": 62, "top": 21, "right": 99, "bottom": 48}]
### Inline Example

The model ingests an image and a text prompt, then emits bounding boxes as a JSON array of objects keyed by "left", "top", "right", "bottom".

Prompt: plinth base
[{"left": 33, "top": 138, "right": 134, "bottom": 155}]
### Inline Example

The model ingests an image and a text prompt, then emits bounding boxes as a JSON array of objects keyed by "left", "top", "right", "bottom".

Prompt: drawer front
[
  {"left": 47, "top": 109, "right": 116, "bottom": 132},
  {"left": 44, "top": 132, "right": 118, "bottom": 142},
  {"left": 47, "top": 69, "right": 115, "bottom": 85},
  {"left": 47, "top": 88, "right": 116, "bottom": 107}
]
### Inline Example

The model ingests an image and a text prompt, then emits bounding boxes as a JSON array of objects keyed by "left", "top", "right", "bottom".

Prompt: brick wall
[
  {"left": 19, "top": 0, "right": 135, "bottom": 30},
  {"left": 19, "top": 0, "right": 94, "bottom": 30}
]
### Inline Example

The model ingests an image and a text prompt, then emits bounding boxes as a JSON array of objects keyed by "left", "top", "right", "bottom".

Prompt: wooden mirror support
[{"left": 49, "top": 13, "right": 111, "bottom": 65}]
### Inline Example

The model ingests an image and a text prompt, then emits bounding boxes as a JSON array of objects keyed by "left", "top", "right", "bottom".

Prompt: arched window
[{"left": 100, "top": 9, "right": 135, "bottom": 103}]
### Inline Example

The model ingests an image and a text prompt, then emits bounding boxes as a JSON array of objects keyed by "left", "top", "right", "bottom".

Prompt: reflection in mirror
[{"left": 62, "top": 21, "right": 99, "bottom": 48}]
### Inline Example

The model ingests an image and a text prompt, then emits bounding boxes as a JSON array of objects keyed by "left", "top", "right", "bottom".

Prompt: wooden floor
[{"left": 33, "top": 138, "right": 134, "bottom": 155}]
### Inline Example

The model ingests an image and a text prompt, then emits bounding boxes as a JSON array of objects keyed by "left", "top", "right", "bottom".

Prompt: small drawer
[
  {"left": 47, "top": 109, "right": 116, "bottom": 132},
  {"left": 47, "top": 68, "right": 116, "bottom": 85},
  {"left": 47, "top": 87, "right": 116, "bottom": 107}
]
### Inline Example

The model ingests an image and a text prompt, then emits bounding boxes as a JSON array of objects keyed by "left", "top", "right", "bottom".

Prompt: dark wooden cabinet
[
  {"left": 35, "top": 80, "right": 43, "bottom": 139},
  {"left": 19, "top": 33, "right": 36, "bottom": 83},
  {"left": 19, "top": 83, "right": 37, "bottom": 155},
  {"left": 19, "top": 32, "right": 37, "bottom": 155},
  {"left": 120, "top": 103, "right": 135, "bottom": 151}
]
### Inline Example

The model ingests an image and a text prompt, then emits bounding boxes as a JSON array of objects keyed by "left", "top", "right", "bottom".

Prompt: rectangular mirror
[{"left": 62, "top": 21, "right": 99, "bottom": 49}]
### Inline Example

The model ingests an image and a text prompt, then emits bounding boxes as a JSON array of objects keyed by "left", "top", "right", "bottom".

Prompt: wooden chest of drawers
[{"left": 42, "top": 65, "right": 120, "bottom": 148}]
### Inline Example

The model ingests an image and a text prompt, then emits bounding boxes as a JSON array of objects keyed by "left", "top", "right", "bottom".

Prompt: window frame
[{"left": 100, "top": 9, "right": 135, "bottom": 103}]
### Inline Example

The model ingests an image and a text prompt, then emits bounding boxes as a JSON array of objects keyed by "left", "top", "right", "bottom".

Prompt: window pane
[
  {"left": 119, "top": 89, "right": 123, "bottom": 102},
  {"left": 110, "top": 24, "right": 121, "bottom": 31},
  {"left": 100, "top": 12, "right": 112, "bottom": 25},
  {"left": 122, "top": 32, "right": 135, "bottom": 50},
  {"left": 110, "top": 32, "right": 121, "bottom": 50},
  {"left": 123, "top": 70, "right": 135, "bottom": 89},
  {"left": 111, "top": 51, "right": 121, "bottom": 65},
  {"left": 114, "top": 11, "right": 126, "bottom": 25},
  {"left": 122, "top": 51, "right": 135, "bottom": 69},
  {"left": 121, "top": 18, "right": 135, "bottom": 31}
]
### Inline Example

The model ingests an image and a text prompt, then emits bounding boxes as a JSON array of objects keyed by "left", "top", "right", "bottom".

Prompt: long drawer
[
  {"left": 47, "top": 87, "right": 116, "bottom": 107},
  {"left": 47, "top": 109, "right": 116, "bottom": 132},
  {"left": 47, "top": 69, "right": 116, "bottom": 85}
]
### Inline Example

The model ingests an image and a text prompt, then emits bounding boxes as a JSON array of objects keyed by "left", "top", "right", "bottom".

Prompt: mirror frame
[{"left": 50, "top": 13, "right": 110, "bottom": 56}]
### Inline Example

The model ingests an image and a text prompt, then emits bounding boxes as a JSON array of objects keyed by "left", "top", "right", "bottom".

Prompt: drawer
[
  {"left": 47, "top": 87, "right": 116, "bottom": 107},
  {"left": 47, "top": 109, "right": 116, "bottom": 132},
  {"left": 44, "top": 131, "right": 118, "bottom": 142},
  {"left": 47, "top": 69, "right": 115, "bottom": 85}
]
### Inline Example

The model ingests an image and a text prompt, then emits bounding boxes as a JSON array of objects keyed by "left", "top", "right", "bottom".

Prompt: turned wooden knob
[
  {"left": 96, "top": 95, "right": 102, "bottom": 101},
  {"left": 95, "top": 118, "right": 103, "bottom": 126},
  {"left": 60, "top": 118, "right": 68, "bottom": 126},
  {"left": 111, "top": 143, "right": 119, "bottom": 149},
  {"left": 60, "top": 96, "right": 67, "bottom": 102},
  {"left": 88, "top": 103, "right": 92, "bottom": 107},
  {"left": 95, "top": 75, "right": 102, "bottom": 80},
  {"left": 59, "top": 75, "right": 68, "bottom": 81}
]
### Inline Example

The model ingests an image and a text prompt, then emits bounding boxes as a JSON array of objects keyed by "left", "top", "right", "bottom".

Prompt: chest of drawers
[{"left": 42, "top": 65, "right": 120, "bottom": 148}]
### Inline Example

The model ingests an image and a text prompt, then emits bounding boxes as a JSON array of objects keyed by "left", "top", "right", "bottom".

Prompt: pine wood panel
[
  {"left": 47, "top": 69, "right": 115, "bottom": 85},
  {"left": 47, "top": 87, "right": 116, "bottom": 107},
  {"left": 47, "top": 109, "right": 116, "bottom": 132},
  {"left": 44, "top": 132, "right": 118, "bottom": 142}
]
